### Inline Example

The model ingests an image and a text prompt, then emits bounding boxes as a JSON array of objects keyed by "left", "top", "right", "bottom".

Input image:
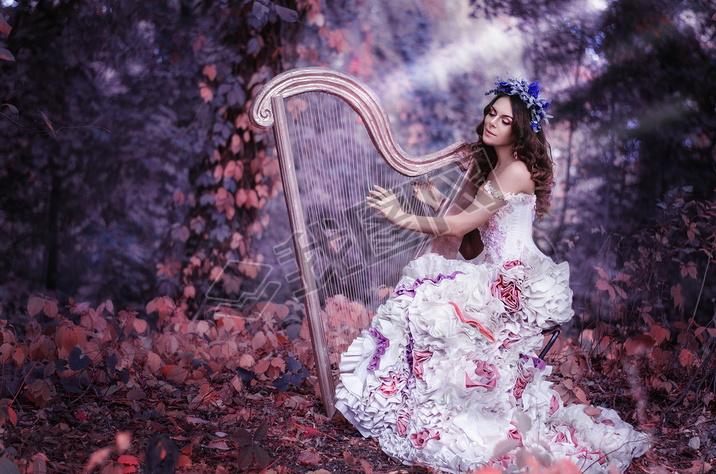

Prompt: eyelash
[{"left": 488, "top": 110, "right": 511, "bottom": 125}]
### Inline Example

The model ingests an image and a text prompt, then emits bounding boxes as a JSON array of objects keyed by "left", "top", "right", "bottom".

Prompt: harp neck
[{"left": 250, "top": 67, "right": 473, "bottom": 176}]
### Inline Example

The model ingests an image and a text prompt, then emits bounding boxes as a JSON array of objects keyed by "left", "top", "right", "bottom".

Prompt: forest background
[{"left": 0, "top": 0, "right": 714, "bottom": 472}]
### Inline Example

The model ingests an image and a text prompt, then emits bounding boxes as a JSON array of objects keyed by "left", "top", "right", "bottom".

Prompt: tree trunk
[
  {"left": 45, "top": 149, "right": 60, "bottom": 290},
  {"left": 557, "top": 118, "right": 575, "bottom": 237}
]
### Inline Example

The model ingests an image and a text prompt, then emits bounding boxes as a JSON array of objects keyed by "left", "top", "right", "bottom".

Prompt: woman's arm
[
  {"left": 366, "top": 162, "right": 533, "bottom": 238},
  {"left": 366, "top": 184, "right": 505, "bottom": 238}
]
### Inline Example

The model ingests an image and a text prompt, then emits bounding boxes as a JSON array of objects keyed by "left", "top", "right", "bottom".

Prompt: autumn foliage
[
  {"left": 2, "top": 185, "right": 714, "bottom": 471},
  {"left": 1, "top": 0, "right": 715, "bottom": 472},
  {"left": 0, "top": 293, "right": 324, "bottom": 472}
]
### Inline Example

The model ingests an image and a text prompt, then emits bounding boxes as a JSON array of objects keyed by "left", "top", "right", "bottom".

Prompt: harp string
[
  {"left": 285, "top": 92, "right": 448, "bottom": 358},
  {"left": 347, "top": 98, "right": 372, "bottom": 313}
]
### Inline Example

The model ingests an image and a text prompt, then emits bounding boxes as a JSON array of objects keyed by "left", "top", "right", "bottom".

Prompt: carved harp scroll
[{"left": 250, "top": 67, "right": 474, "bottom": 416}]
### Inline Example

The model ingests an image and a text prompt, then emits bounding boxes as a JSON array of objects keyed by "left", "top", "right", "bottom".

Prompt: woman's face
[{"left": 482, "top": 96, "right": 514, "bottom": 148}]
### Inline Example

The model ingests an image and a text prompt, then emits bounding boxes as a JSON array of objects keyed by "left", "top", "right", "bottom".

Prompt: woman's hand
[
  {"left": 366, "top": 185, "right": 406, "bottom": 223},
  {"left": 411, "top": 177, "right": 444, "bottom": 212}
]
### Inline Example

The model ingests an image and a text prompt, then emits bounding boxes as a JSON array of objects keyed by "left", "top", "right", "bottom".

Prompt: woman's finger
[
  {"left": 366, "top": 196, "right": 382, "bottom": 207},
  {"left": 372, "top": 185, "right": 390, "bottom": 197}
]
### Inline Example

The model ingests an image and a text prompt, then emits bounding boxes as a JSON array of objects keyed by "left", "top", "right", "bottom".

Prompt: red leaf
[
  {"left": 235, "top": 188, "right": 247, "bottom": 207},
  {"left": 0, "top": 13, "right": 11, "bottom": 36},
  {"left": 207, "top": 439, "right": 231, "bottom": 450},
  {"left": 146, "top": 296, "right": 176, "bottom": 320},
  {"left": 594, "top": 266, "right": 609, "bottom": 280},
  {"left": 649, "top": 324, "right": 670, "bottom": 345},
  {"left": 670, "top": 284, "right": 684, "bottom": 311},
  {"left": 230, "top": 134, "right": 242, "bottom": 155},
  {"left": 27, "top": 296, "right": 45, "bottom": 317},
  {"left": 0, "top": 47, "right": 15, "bottom": 62},
  {"left": 176, "top": 454, "right": 192, "bottom": 469},
  {"left": 202, "top": 64, "right": 217, "bottom": 81},
  {"left": 126, "top": 388, "right": 146, "bottom": 400},
  {"left": 297, "top": 450, "right": 320, "bottom": 466},
  {"left": 118, "top": 455, "right": 138, "bottom": 466},
  {"left": 56, "top": 323, "right": 78, "bottom": 354},
  {"left": 246, "top": 189, "right": 259, "bottom": 209},
  {"left": 162, "top": 365, "right": 188, "bottom": 384},
  {"left": 595, "top": 279, "right": 611, "bottom": 292},
  {"left": 360, "top": 458, "right": 373, "bottom": 474},
  {"left": 199, "top": 81, "right": 213, "bottom": 103},
  {"left": 43, "top": 299, "right": 58, "bottom": 318},
  {"left": 679, "top": 348, "right": 695, "bottom": 367},
  {"left": 254, "top": 358, "right": 270, "bottom": 375}
]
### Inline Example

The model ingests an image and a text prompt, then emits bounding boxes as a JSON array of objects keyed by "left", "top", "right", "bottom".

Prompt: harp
[{"left": 249, "top": 68, "right": 477, "bottom": 416}]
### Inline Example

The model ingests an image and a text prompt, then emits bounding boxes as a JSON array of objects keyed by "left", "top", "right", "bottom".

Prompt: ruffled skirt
[{"left": 335, "top": 253, "right": 650, "bottom": 473}]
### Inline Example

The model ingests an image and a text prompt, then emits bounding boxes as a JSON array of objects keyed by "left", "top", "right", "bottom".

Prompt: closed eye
[{"left": 489, "top": 107, "right": 512, "bottom": 125}]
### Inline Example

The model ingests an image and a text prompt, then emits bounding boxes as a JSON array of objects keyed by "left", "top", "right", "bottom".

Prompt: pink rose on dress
[
  {"left": 412, "top": 351, "right": 432, "bottom": 380},
  {"left": 491, "top": 274, "right": 522, "bottom": 312},
  {"left": 379, "top": 372, "right": 406, "bottom": 397},
  {"left": 409, "top": 428, "right": 440, "bottom": 449},
  {"left": 396, "top": 411, "right": 410, "bottom": 437},
  {"left": 504, "top": 260, "right": 525, "bottom": 269},
  {"left": 507, "top": 422, "right": 523, "bottom": 447},
  {"left": 501, "top": 331, "right": 520, "bottom": 348},
  {"left": 512, "top": 371, "right": 533, "bottom": 399},
  {"left": 571, "top": 446, "right": 607, "bottom": 466},
  {"left": 490, "top": 453, "right": 516, "bottom": 468},
  {"left": 551, "top": 424, "right": 579, "bottom": 447},
  {"left": 465, "top": 361, "right": 499, "bottom": 391},
  {"left": 549, "top": 394, "right": 560, "bottom": 415}
]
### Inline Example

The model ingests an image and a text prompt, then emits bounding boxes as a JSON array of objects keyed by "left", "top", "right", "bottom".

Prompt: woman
[{"left": 334, "top": 78, "right": 650, "bottom": 473}]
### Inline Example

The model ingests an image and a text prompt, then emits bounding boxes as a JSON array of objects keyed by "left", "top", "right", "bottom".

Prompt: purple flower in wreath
[{"left": 528, "top": 81, "right": 541, "bottom": 99}]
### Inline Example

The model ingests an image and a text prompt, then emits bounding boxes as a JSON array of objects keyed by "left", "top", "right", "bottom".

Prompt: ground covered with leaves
[{"left": 0, "top": 295, "right": 713, "bottom": 473}]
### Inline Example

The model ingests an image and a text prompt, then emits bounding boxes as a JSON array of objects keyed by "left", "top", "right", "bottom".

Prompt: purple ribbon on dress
[
  {"left": 520, "top": 353, "right": 546, "bottom": 371},
  {"left": 367, "top": 328, "right": 390, "bottom": 371},
  {"left": 394, "top": 271, "right": 464, "bottom": 298}
]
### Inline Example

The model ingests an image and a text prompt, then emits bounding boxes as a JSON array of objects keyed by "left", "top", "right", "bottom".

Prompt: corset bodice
[{"left": 477, "top": 180, "right": 541, "bottom": 264}]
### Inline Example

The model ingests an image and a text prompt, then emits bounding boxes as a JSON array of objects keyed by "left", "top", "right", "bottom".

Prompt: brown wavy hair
[{"left": 471, "top": 94, "right": 554, "bottom": 218}]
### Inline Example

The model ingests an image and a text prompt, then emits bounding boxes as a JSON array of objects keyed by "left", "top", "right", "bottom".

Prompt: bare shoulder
[{"left": 493, "top": 161, "right": 535, "bottom": 195}]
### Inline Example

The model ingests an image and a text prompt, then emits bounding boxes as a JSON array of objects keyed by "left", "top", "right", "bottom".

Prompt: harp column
[{"left": 270, "top": 95, "right": 336, "bottom": 416}]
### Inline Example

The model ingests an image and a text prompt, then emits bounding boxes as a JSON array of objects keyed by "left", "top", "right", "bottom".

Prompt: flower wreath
[{"left": 486, "top": 77, "right": 552, "bottom": 132}]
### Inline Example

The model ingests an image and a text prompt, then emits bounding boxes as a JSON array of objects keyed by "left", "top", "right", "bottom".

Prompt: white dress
[{"left": 334, "top": 181, "right": 650, "bottom": 473}]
